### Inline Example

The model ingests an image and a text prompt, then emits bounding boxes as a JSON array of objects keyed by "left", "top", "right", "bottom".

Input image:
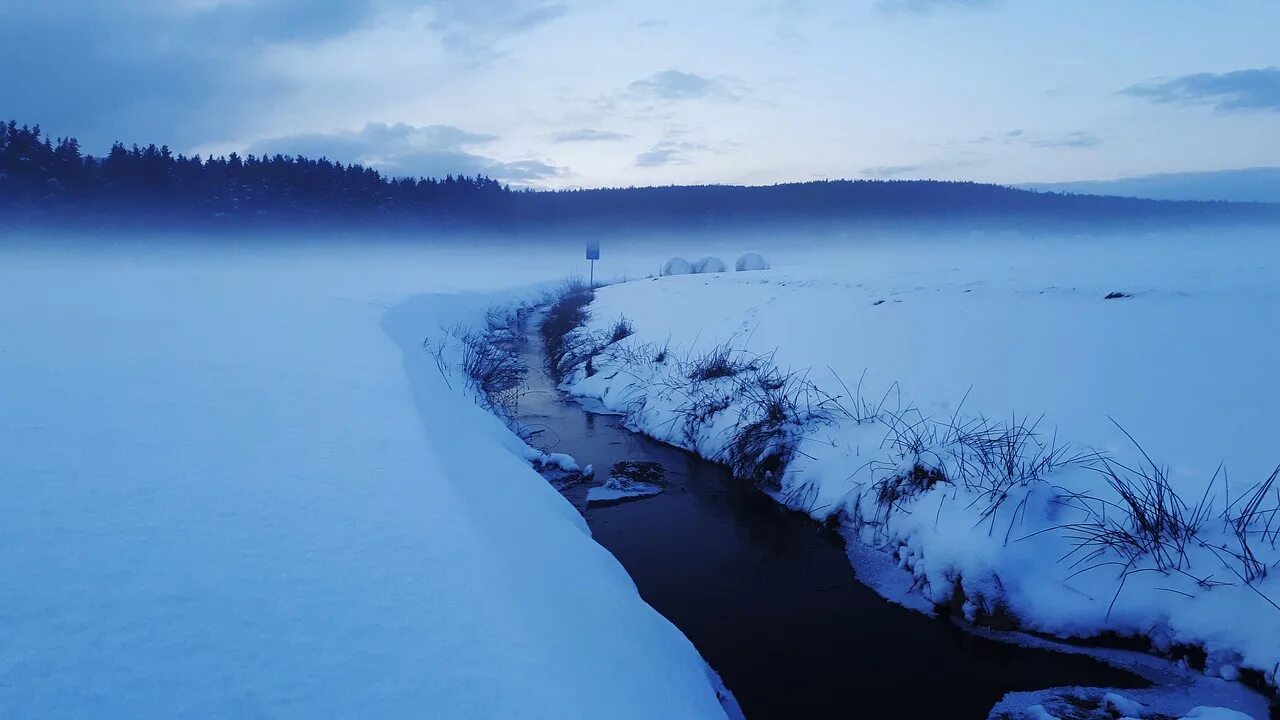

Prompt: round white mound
[
  {"left": 735, "top": 252, "right": 769, "bottom": 271},
  {"left": 660, "top": 257, "right": 693, "bottom": 276},
  {"left": 692, "top": 256, "right": 727, "bottom": 274}
]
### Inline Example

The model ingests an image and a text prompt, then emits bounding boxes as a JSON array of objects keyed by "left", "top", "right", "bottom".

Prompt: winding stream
[{"left": 514, "top": 322, "right": 1146, "bottom": 719}]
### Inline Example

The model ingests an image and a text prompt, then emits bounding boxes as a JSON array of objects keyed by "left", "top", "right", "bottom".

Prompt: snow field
[{"left": 0, "top": 243, "right": 732, "bottom": 719}]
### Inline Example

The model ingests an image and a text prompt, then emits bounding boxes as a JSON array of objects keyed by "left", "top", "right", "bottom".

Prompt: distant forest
[{"left": 2, "top": 120, "right": 1275, "bottom": 230}]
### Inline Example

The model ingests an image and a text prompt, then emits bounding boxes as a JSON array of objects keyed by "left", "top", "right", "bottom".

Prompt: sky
[{"left": 4, "top": 0, "right": 1279, "bottom": 189}]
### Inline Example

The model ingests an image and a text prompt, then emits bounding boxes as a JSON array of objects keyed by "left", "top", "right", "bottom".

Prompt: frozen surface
[
  {"left": 559, "top": 229, "right": 1280, "bottom": 698},
  {"left": 0, "top": 239, "right": 729, "bottom": 719}
]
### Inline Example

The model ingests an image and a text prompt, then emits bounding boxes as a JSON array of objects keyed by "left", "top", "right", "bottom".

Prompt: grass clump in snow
[
  {"left": 867, "top": 405, "right": 1095, "bottom": 538},
  {"left": 951, "top": 415, "right": 1095, "bottom": 537},
  {"left": 456, "top": 326, "right": 525, "bottom": 416},
  {"left": 608, "top": 337, "right": 673, "bottom": 369},
  {"left": 539, "top": 278, "right": 644, "bottom": 380},
  {"left": 724, "top": 389, "right": 796, "bottom": 485},
  {"left": 874, "top": 463, "right": 949, "bottom": 517},
  {"left": 686, "top": 344, "right": 756, "bottom": 382},
  {"left": 656, "top": 345, "right": 847, "bottom": 490},
  {"left": 425, "top": 303, "right": 530, "bottom": 434},
  {"left": 828, "top": 368, "right": 896, "bottom": 425},
  {"left": 608, "top": 316, "right": 634, "bottom": 343},
  {"left": 1225, "top": 466, "right": 1280, "bottom": 584},
  {"left": 540, "top": 276, "right": 596, "bottom": 377},
  {"left": 721, "top": 364, "right": 843, "bottom": 490},
  {"left": 652, "top": 341, "right": 670, "bottom": 364},
  {"left": 1044, "top": 422, "right": 1280, "bottom": 617},
  {"left": 610, "top": 460, "right": 667, "bottom": 485}
]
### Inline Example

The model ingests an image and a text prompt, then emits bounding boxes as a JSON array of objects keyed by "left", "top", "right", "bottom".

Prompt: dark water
[{"left": 515, "top": 329, "right": 1145, "bottom": 719}]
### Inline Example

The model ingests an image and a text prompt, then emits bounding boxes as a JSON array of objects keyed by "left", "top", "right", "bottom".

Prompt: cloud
[
  {"left": 551, "top": 128, "right": 631, "bottom": 143},
  {"left": 860, "top": 155, "right": 991, "bottom": 179},
  {"left": 1029, "top": 131, "right": 1101, "bottom": 149},
  {"left": 426, "top": 0, "right": 568, "bottom": 64},
  {"left": 0, "top": 2, "right": 257, "bottom": 150},
  {"left": 246, "top": 122, "right": 565, "bottom": 185},
  {"left": 633, "top": 144, "right": 689, "bottom": 167},
  {"left": 964, "top": 128, "right": 1100, "bottom": 150},
  {"left": 631, "top": 140, "right": 709, "bottom": 168},
  {"left": 631, "top": 132, "right": 736, "bottom": 168},
  {"left": 861, "top": 164, "right": 926, "bottom": 179},
  {"left": 0, "top": 0, "right": 570, "bottom": 154},
  {"left": 626, "top": 70, "right": 738, "bottom": 102},
  {"left": 427, "top": 0, "right": 567, "bottom": 32},
  {"left": 1122, "top": 67, "right": 1280, "bottom": 112},
  {"left": 874, "top": 0, "right": 996, "bottom": 15},
  {"left": 591, "top": 70, "right": 747, "bottom": 120}
]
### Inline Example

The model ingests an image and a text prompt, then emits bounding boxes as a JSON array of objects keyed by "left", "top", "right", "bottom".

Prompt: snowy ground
[
  {"left": 556, "top": 229, "right": 1280, "bottom": 709},
  {"left": 0, "top": 238, "right": 735, "bottom": 718},
  {"left": 3, "top": 226, "right": 1276, "bottom": 718}
]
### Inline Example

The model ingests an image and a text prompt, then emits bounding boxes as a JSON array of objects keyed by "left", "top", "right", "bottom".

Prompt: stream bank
[{"left": 514, "top": 311, "right": 1148, "bottom": 719}]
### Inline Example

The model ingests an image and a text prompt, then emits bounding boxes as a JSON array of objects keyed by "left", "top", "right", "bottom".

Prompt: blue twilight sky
[{"left": 4, "top": 0, "right": 1278, "bottom": 189}]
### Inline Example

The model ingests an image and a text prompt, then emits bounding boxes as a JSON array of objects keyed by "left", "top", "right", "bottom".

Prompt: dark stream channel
[{"left": 514, "top": 326, "right": 1146, "bottom": 719}]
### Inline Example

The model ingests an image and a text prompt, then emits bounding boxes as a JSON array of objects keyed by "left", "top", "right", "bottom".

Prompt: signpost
[{"left": 585, "top": 239, "right": 600, "bottom": 287}]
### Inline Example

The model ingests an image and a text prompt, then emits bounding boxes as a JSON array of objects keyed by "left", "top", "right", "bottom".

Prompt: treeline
[
  {"left": 505, "top": 181, "right": 1266, "bottom": 224},
  {"left": 2, "top": 120, "right": 1275, "bottom": 229},
  {"left": 0, "top": 121, "right": 508, "bottom": 222}
]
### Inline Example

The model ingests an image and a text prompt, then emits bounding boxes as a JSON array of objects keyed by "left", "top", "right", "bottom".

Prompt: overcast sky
[{"left": 5, "top": 0, "right": 1278, "bottom": 188}]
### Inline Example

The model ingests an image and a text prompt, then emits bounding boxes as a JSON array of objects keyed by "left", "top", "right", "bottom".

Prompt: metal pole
[{"left": 590, "top": 259, "right": 595, "bottom": 287}]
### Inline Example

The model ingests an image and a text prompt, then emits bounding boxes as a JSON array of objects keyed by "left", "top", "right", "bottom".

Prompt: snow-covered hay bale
[
  {"left": 692, "top": 256, "right": 727, "bottom": 274},
  {"left": 660, "top": 257, "right": 693, "bottom": 276},
  {"left": 735, "top": 252, "right": 769, "bottom": 272}
]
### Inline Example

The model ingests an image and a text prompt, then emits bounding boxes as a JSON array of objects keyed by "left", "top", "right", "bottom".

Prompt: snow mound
[
  {"left": 734, "top": 252, "right": 769, "bottom": 272},
  {"left": 1181, "top": 708, "right": 1256, "bottom": 720},
  {"left": 661, "top": 257, "right": 693, "bottom": 276},
  {"left": 533, "top": 451, "right": 580, "bottom": 473},
  {"left": 586, "top": 481, "right": 664, "bottom": 506},
  {"left": 587, "top": 461, "right": 667, "bottom": 506},
  {"left": 692, "top": 256, "right": 727, "bottom": 274},
  {"left": 1104, "top": 692, "right": 1146, "bottom": 717}
]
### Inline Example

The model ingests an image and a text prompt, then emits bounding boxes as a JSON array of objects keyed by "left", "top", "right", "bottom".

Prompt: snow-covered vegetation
[{"left": 553, "top": 231, "right": 1280, "bottom": 696}]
